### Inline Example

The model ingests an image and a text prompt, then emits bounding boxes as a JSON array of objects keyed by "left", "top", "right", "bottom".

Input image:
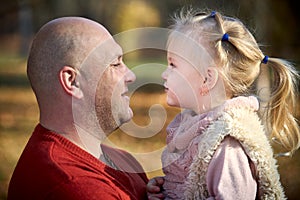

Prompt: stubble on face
[
  {"left": 95, "top": 69, "right": 119, "bottom": 135},
  {"left": 94, "top": 68, "right": 133, "bottom": 135}
]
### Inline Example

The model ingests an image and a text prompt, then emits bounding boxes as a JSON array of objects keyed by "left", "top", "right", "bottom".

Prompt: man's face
[
  {"left": 93, "top": 40, "right": 136, "bottom": 134},
  {"left": 76, "top": 37, "right": 136, "bottom": 135}
]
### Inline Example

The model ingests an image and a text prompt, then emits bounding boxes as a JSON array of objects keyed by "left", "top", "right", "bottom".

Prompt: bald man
[{"left": 8, "top": 17, "right": 148, "bottom": 200}]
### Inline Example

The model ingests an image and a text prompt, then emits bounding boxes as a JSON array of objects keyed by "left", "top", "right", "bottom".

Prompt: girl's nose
[{"left": 161, "top": 68, "right": 170, "bottom": 80}]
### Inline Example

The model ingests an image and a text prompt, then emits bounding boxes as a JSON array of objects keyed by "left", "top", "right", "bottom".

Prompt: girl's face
[{"left": 162, "top": 51, "right": 206, "bottom": 112}]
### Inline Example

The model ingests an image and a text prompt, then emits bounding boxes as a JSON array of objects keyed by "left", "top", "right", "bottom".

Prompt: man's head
[
  {"left": 27, "top": 17, "right": 135, "bottom": 136},
  {"left": 27, "top": 17, "right": 110, "bottom": 99}
]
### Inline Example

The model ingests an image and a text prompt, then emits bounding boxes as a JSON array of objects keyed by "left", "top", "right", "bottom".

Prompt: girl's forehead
[
  {"left": 167, "top": 44, "right": 190, "bottom": 60},
  {"left": 168, "top": 34, "right": 214, "bottom": 63},
  {"left": 167, "top": 52, "right": 188, "bottom": 64},
  {"left": 168, "top": 38, "right": 204, "bottom": 57}
]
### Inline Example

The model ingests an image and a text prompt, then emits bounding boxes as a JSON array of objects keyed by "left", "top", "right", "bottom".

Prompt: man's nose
[{"left": 125, "top": 67, "right": 136, "bottom": 84}]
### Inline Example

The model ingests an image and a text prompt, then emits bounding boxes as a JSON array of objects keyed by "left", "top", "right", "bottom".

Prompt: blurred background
[{"left": 0, "top": 0, "right": 299, "bottom": 199}]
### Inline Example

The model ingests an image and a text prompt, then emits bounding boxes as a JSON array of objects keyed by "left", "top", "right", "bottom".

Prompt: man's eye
[{"left": 110, "top": 63, "right": 121, "bottom": 67}]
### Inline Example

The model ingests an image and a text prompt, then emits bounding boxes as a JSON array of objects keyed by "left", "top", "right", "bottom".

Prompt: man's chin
[
  {"left": 120, "top": 107, "right": 134, "bottom": 124},
  {"left": 102, "top": 107, "right": 133, "bottom": 134},
  {"left": 128, "top": 107, "right": 133, "bottom": 120}
]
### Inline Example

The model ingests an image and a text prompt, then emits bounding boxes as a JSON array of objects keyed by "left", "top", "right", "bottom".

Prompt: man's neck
[
  {"left": 71, "top": 124, "right": 104, "bottom": 159},
  {"left": 40, "top": 119, "right": 104, "bottom": 160}
]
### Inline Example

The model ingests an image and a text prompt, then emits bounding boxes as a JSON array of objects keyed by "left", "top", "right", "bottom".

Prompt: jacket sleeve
[{"left": 206, "top": 136, "right": 257, "bottom": 200}]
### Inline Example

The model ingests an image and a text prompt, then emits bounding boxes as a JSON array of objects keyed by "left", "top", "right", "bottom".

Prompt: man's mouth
[
  {"left": 121, "top": 90, "right": 130, "bottom": 101},
  {"left": 121, "top": 89, "right": 128, "bottom": 96}
]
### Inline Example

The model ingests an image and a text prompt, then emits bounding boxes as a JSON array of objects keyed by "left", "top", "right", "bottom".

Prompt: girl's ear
[
  {"left": 59, "top": 66, "right": 83, "bottom": 99},
  {"left": 205, "top": 67, "right": 219, "bottom": 90},
  {"left": 199, "top": 67, "right": 219, "bottom": 96}
]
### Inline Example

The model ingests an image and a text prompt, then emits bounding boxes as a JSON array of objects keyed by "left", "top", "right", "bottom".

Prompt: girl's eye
[{"left": 170, "top": 63, "right": 176, "bottom": 68}]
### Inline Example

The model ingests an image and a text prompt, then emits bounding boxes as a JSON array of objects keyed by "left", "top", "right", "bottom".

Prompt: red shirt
[{"left": 8, "top": 124, "right": 148, "bottom": 200}]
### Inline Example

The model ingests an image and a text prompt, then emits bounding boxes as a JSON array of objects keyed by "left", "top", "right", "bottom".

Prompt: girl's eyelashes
[{"left": 170, "top": 62, "right": 176, "bottom": 68}]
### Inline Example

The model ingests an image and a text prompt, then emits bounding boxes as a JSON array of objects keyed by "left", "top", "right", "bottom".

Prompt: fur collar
[{"left": 183, "top": 100, "right": 286, "bottom": 199}]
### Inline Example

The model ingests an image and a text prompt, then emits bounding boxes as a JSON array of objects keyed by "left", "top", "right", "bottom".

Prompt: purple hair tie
[
  {"left": 222, "top": 33, "right": 229, "bottom": 41},
  {"left": 262, "top": 55, "right": 269, "bottom": 64}
]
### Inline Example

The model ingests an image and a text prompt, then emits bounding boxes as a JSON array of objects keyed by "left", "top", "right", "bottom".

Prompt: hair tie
[
  {"left": 222, "top": 33, "right": 229, "bottom": 42},
  {"left": 210, "top": 11, "right": 216, "bottom": 17},
  {"left": 262, "top": 55, "right": 269, "bottom": 64}
]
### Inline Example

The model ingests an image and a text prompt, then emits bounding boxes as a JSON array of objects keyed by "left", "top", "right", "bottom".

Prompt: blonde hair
[{"left": 169, "top": 8, "right": 300, "bottom": 154}]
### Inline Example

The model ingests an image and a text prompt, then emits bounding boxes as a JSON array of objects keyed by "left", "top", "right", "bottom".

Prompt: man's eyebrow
[
  {"left": 108, "top": 54, "right": 122, "bottom": 65},
  {"left": 107, "top": 44, "right": 123, "bottom": 62},
  {"left": 113, "top": 47, "right": 123, "bottom": 59}
]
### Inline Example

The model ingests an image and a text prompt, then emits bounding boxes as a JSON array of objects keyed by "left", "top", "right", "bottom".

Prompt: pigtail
[
  {"left": 212, "top": 13, "right": 227, "bottom": 66},
  {"left": 212, "top": 12, "right": 262, "bottom": 95},
  {"left": 262, "top": 58, "right": 300, "bottom": 154},
  {"left": 214, "top": 13, "right": 300, "bottom": 154},
  {"left": 215, "top": 12, "right": 262, "bottom": 64}
]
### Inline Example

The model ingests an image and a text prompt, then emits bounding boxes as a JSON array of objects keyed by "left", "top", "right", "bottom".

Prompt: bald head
[{"left": 27, "top": 17, "right": 111, "bottom": 100}]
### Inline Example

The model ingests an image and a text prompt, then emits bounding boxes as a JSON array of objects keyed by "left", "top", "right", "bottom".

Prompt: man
[{"left": 8, "top": 17, "right": 148, "bottom": 200}]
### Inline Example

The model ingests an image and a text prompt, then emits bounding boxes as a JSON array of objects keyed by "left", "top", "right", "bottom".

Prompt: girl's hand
[{"left": 147, "top": 176, "right": 165, "bottom": 200}]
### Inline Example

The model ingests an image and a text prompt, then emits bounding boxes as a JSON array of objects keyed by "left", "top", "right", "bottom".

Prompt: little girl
[{"left": 148, "top": 9, "right": 300, "bottom": 200}]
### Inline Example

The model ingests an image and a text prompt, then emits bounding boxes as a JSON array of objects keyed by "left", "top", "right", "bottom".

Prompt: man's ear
[
  {"left": 205, "top": 67, "right": 219, "bottom": 90},
  {"left": 59, "top": 66, "right": 83, "bottom": 99}
]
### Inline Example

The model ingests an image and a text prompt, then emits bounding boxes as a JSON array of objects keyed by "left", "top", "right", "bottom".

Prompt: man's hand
[{"left": 147, "top": 176, "right": 165, "bottom": 200}]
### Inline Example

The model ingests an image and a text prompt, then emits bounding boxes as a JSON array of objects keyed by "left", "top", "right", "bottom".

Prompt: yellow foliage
[{"left": 114, "top": 0, "right": 161, "bottom": 32}]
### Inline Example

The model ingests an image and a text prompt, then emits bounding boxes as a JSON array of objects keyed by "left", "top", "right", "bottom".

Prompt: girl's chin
[{"left": 166, "top": 98, "right": 180, "bottom": 108}]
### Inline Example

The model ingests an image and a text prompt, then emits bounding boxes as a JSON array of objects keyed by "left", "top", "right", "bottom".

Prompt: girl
[{"left": 149, "top": 9, "right": 300, "bottom": 200}]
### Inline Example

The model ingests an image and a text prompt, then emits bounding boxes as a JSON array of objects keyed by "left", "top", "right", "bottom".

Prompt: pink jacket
[{"left": 162, "top": 96, "right": 285, "bottom": 199}]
